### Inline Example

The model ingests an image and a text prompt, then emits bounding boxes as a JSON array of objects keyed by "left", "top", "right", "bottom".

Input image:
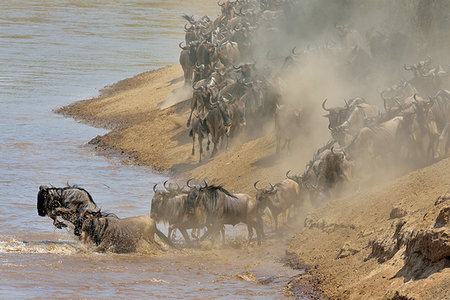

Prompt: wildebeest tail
[{"left": 155, "top": 228, "right": 175, "bottom": 248}]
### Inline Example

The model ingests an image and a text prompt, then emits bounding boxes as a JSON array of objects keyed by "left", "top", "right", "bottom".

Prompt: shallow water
[{"left": 0, "top": 1, "right": 296, "bottom": 298}]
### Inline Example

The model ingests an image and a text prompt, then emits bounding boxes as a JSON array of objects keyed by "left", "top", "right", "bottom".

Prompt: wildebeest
[
  {"left": 74, "top": 212, "right": 173, "bottom": 253},
  {"left": 187, "top": 181, "right": 262, "bottom": 245},
  {"left": 189, "top": 113, "right": 210, "bottom": 159},
  {"left": 274, "top": 104, "right": 301, "bottom": 153},
  {"left": 254, "top": 179, "right": 300, "bottom": 232},
  {"left": 150, "top": 182, "right": 203, "bottom": 246},
  {"left": 37, "top": 185, "right": 100, "bottom": 230}
]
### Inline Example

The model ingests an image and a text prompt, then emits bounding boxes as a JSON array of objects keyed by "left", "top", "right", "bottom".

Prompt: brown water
[{"left": 0, "top": 1, "right": 298, "bottom": 298}]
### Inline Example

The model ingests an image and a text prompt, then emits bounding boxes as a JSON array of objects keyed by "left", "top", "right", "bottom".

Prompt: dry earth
[{"left": 58, "top": 65, "right": 450, "bottom": 299}]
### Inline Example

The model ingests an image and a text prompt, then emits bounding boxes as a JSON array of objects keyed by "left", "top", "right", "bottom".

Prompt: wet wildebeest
[
  {"left": 37, "top": 185, "right": 100, "bottom": 230},
  {"left": 187, "top": 180, "right": 262, "bottom": 245},
  {"left": 74, "top": 211, "right": 173, "bottom": 253},
  {"left": 189, "top": 114, "right": 210, "bottom": 159},
  {"left": 254, "top": 179, "right": 300, "bottom": 232}
]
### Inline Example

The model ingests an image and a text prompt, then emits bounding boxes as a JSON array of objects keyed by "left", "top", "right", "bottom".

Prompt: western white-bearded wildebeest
[
  {"left": 217, "top": 40, "right": 240, "bottom": 67},
  {"left": 322, "top": 98, "right": 353, "bottom": 130},
  {"left": 150, "top": 182, "right": 203, "bottom": 246},
  {"left": 200, "top": 100, "right": 232, "bottom": 158},
  {"left": 186, "top": 79, "right": 208, "bottom": 128},
  {"left": 341, "top": 116, "right": 412, "bottom": 169},
  {"left": 254, "top": 179, "right": 300, "bottom": 232},
  {"left": 74, "top": 212, "right": 173, "bottom": 253},
  {"left": 179, "top": 41, "right": 196, "bottom": 85},
  {"left": 274, "top": 104, "right": 301, "bottom": 154},
  {"left": 333, "top": 101, "right": 379, "bottom": 146},
  {"left": 189, "top": 113, "right": 211, "bottom": 159},
  {"left": 187, "top": 180, "right": 262, "bottom": 245},
  {"left": 37, "top": 185, "right": 100, "bottom": 230},
  {"left": 427, "top": 90, "right": 450, "bottom": 159}
]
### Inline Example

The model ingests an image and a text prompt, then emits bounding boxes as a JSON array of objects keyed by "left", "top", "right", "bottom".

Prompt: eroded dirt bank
[{"left": 58, "top": 65, "right": 450, "bottom": 299}]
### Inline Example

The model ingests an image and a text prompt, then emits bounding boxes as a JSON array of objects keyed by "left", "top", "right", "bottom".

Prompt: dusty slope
[
  {"left": 288, "top": 158, "right": 450, "bottom": 299},
  {"left": 58, "top": 65, "right": 450, "bottom": 299}
]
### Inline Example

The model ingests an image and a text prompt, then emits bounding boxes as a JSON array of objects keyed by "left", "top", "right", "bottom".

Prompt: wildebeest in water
[
  {"left": 37, "top": 185, "right": 100, "bottom": 230},
  {"left": 74, "top": 211, "right": 173, "bottom": 253}
]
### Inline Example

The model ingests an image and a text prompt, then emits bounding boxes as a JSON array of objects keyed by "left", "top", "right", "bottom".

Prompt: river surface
[{"left": 0, "top": 1, "right": 297, "bottom": 298}]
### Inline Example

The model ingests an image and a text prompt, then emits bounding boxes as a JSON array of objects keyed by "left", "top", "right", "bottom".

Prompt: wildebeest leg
[
  {"left": 221, "top": 225, "right": 225, "bottom": 244},
  {"left": 191, "top": 130, "right": 196, "bottom": 155},
  {"left": 178, "top": 228, "right": 193, "bottom": 247},
  {"left": 438, "top": 122, "right": 449, "bottom": 158},
  {"left": 256, "top": 212, "right": 265, "bottom": 239},
  {"left": 246, "top": 223, "right": 254, "bottom": 245},
  {"left": 198, "top": 128, "right": 203, "bottom": 163}
]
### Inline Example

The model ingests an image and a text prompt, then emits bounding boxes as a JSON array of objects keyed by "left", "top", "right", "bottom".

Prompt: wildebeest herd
[{"left": 38, "top": 0, "right": 449, "bottom": 252}]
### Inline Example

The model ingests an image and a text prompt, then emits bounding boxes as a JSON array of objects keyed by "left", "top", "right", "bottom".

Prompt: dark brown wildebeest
[
  {"left": 37, "top": 185, "right": 100, "bottom": 230},
  {"left": 200, "top": 100, "right": 232, "bottom": 157},
  {"left": 216, "top": 40, "right": 240, "bottom": 67},
  {"left": 254, "top": 179, "right": 300, "bottom": 232},
  {"left": 427, "top": 90, "right": 450, "bottom": 159},
  {"left": 187, "top": 181, "right": 262, "bottom": 245},
  {"left": 74, "top": 212, "right": 173, "bottom": 253}
]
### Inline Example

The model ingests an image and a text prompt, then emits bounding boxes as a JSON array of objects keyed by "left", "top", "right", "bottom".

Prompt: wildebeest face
[
  {"left": 186, "top": 189, "right": 200, "bottom": 215},
  {"left": 37, "top": 186, "right": 50, "bottom": 217}
]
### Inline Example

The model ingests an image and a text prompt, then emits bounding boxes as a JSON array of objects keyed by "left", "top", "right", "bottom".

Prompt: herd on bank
[{"left": 37, "top": 0, "right": 449, "bottom": 252}]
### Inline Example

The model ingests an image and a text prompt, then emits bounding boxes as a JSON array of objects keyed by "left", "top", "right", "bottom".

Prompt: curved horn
[
  {"left": 331, "top": 146, "right": 335, "bottom": 153},
  {"left": 202, "top": 179, "right": 208, "bottom": 188},
  {"left": 322, "top": 98, "right": 330, "bottom": 111},
  {"left": 186, "top": 178, "right": 194, "bottom": 188},
  {"left": 179, "top": 41, "right": 188, "bottom": 50},
  {"left": 184, "top": 23, "right": 193, "bottom": 31},
  {"left": 233, "top": 64, "right": 241, "bottom": 70},
  {"left": 218, "top": 0, "right": 225, "bottom": 6},
  {"left": 254, "top": 181, "right": 262, "bottom": 191},
  {"left": 176, "top": 182, "right": 181, "bottom": 191},
  {"left": 344, "top": 98, "right": 349, "bottom": 107},
  {"left": 394, "top": 97, "right": 402, "bottom": 108},
  {"left": 268, "top": 183, "right": 275, "bottom": 192},
  {"left": 163, "top": 180, "right": 169, "bottom": 190},
  {"left": 413, "top": 94, "right": 419, "bottom": 104},
  {"left": 286, "top": 170, "right": 295, "bottom": 180},
  {"left": 153, "top": 184, "right": 157, "bottom": 193},
  {"left": 291, "top": 46, "right": 301, "bottom": 55}
]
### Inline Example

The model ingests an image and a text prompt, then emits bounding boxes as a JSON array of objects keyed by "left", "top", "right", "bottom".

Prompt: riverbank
[{"left": 58, "top": 65, "right": 450, "bottom": 299}]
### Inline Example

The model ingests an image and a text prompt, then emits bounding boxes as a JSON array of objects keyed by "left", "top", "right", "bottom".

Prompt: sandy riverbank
[{"left": 58, "top": 65, "right": 450, "bottom": 299}]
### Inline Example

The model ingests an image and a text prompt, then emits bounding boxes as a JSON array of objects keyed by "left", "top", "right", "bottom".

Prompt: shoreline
[{"left": 57, "top": 65, "right": 450, "bottom": 299}]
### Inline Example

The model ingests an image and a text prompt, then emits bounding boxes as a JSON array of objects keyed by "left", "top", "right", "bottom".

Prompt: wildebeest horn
[
  {"left": 186, "top": 178, "right": 194, "bottom": 188},
  {"left": 413, "top": 94, "right": 419, "bottom": 104},
  {"left": 291, "top": 46, "right": 301, "bottom": 55},
  {"left": 179, "top": 41, "right": 188, "bottom": 50},
  {"left": 218, "top": 0, "right": 225, "bottom": 6},
  {"left": 153, "top": 184, "right": 157, "bottom": 193},
  {"left": 202, "top": 179, "right": 208, "bottom": 188},
  {"left": 184, "top": 23, "right": 192, "bottom": 31},
  {"left": 176, "top": 182, "right": 181, "bottom": 190},
  {"left": 254, "top": 181, "right": 262, "bottom": 191},
  {"left": 233, "top": 64, "right": 241, "bottom": 70},
  {"left": 331, "top": 146, "right": 335, "bottom": 153},
  {"left": 322, "top": 98, "right": 330, "bottom": 111},
  {"left": 163, "top": 180, "right": 169, "bottom": 190},
  {"left": 404, "top": 64, "right": 412, "bottom": 71},
  {"left": 286, "top": 170, "right": 295, "bottom": 180},
  {"left": 344, "top": 99, "right": 349, "bottom": 107}
]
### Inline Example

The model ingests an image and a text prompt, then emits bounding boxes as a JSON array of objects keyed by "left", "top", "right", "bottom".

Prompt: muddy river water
[{"left": 0, "top": 1, "right": 298, "bottom": 298}]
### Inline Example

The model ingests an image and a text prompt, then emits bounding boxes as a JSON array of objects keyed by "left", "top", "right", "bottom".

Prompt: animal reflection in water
[{"left": 37, "top": 185, "right": 172, "bottom": 253}]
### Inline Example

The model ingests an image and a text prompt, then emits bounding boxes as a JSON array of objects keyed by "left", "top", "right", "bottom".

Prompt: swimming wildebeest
[
  {"left": 74, "top": 211, "right": 173, "bottom": 253},
  {"left": 37, "top": 185, "right": 100, "bottom": 230},
  {"left": 186, "top": 180, "right": 262, "bottom": 245},
  {"left": 254, "top": 179, "right": 301, "bottom": 232}
]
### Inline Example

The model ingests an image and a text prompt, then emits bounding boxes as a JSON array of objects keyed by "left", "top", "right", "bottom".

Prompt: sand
[{"left": 58, "top": 65, "right": 450, "bottom": 299}]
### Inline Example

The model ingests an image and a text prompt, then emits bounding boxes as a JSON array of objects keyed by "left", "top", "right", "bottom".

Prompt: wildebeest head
[
  {"left": 37, "top": 185, "right": 53, "bottom": 217},
  {"left": 186, "top": 179, "right": 204, "bottom": 215},
  {"left": 253, "top": 181, "right": 277, "bottom": 207},
  {"left": 150, "top": 182, "right": 180, "bottom": 221},
  {"left": 322, "top": 98, "right": 351, "bottom": 130}
]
